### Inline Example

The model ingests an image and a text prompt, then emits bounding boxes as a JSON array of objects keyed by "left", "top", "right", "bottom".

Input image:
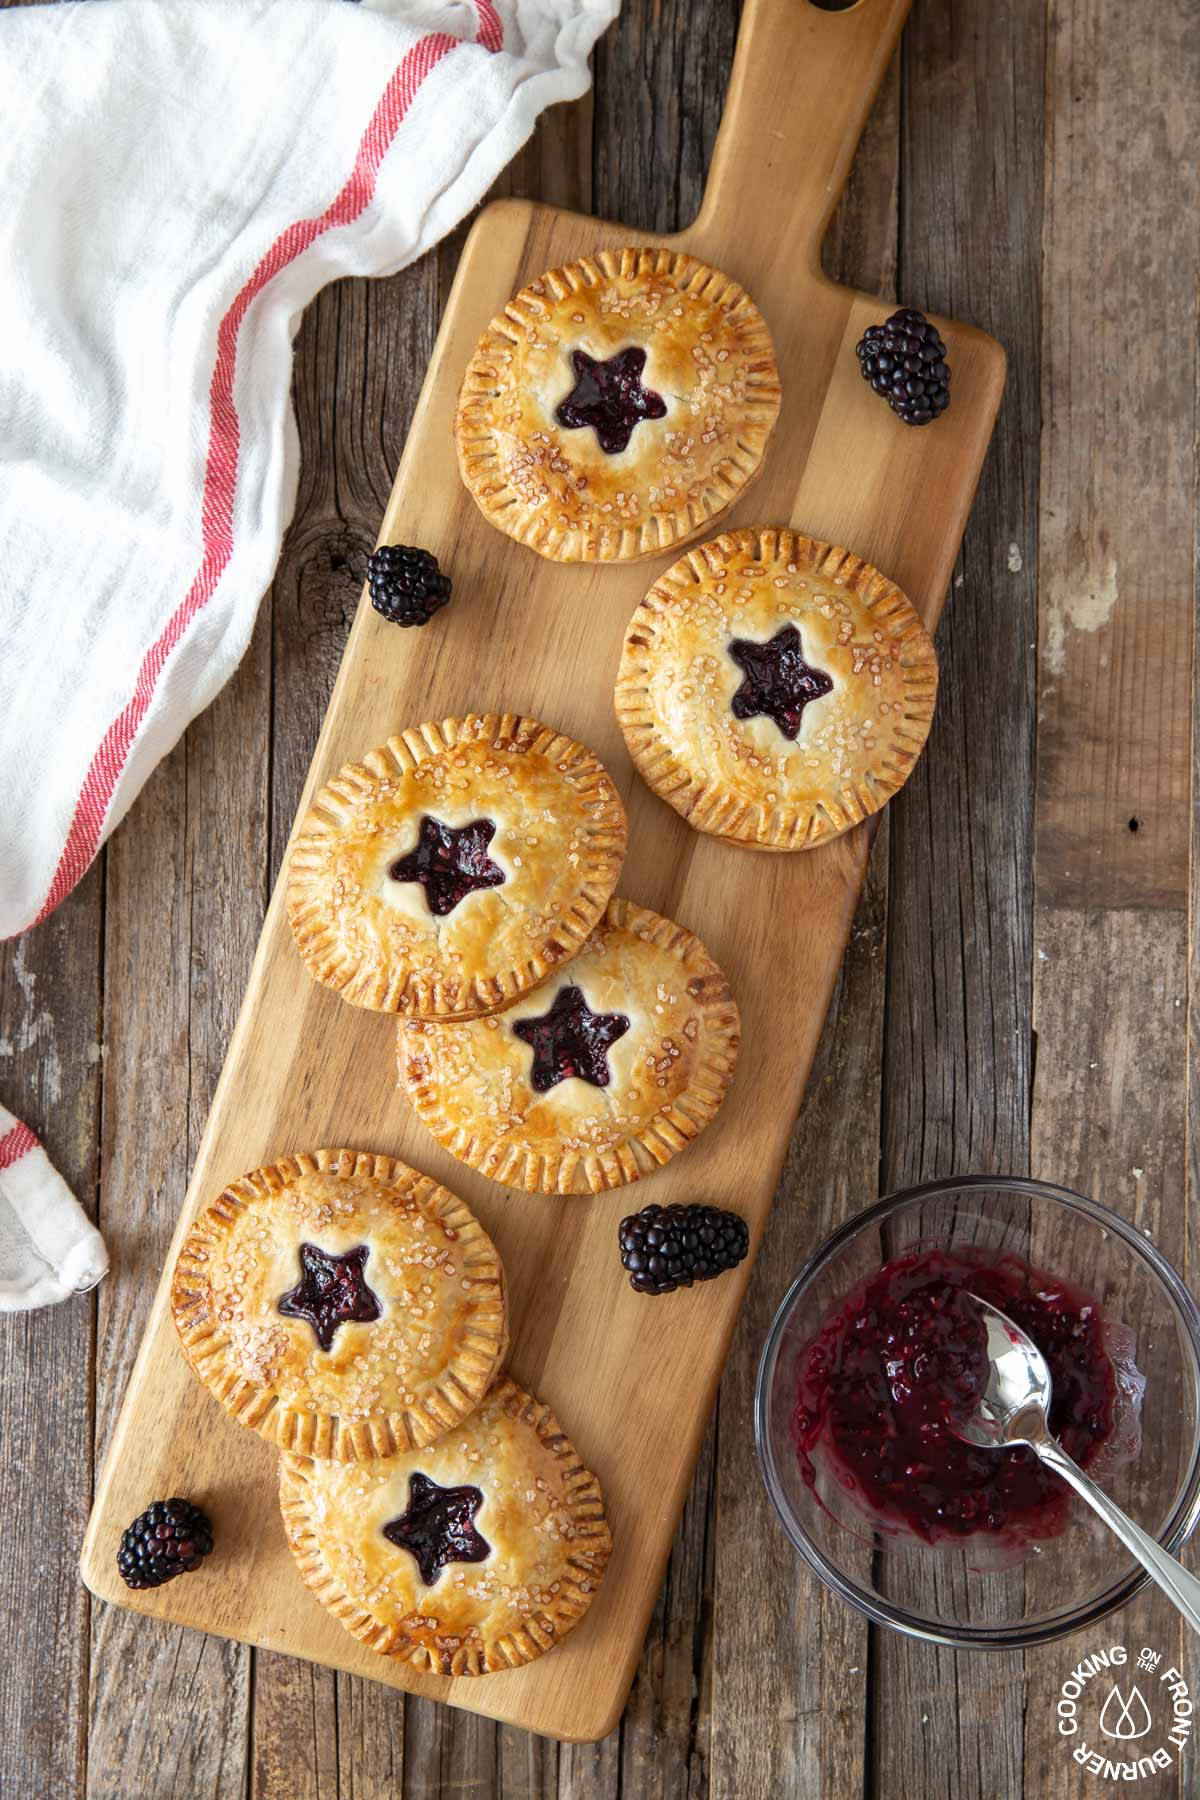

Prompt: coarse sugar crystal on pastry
[
  {"left": 286, "top": 714, "right": 626, "bottom": 1018},
  {"left": 398, "top": 896, "right": 740, "bottom": 1196},
  {"left": 278, "top": 1375, "right": 612, "bottom": 1676},
  {"left": 171, "top": 1149, "right": 507, "bottom": 1461},
  {"left": 614, "top": 527, "right": 938, "bottom": 850},
  {"left": 454, "top": 247, "right": 782, "bottom": 563}
]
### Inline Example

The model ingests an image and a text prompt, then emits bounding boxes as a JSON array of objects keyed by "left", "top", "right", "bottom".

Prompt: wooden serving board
[{"left": 81, "top": 0, "right": 1004, "bottom": 1744}]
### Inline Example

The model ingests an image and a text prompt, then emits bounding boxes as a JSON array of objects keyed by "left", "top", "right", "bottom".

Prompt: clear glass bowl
[{"left": 754, "top": 1176, "right": 1200, "bottom": 1649}]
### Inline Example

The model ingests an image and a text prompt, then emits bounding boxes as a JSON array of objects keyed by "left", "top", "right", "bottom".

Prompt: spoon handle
[{"left": 1035, "top": 1435, "right": 1200, "bottom": 1637}]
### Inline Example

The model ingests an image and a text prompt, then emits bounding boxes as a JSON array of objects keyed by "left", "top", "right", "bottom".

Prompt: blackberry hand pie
[
  {"left": 286, "top": 715, "right": 626, "bottom": 1018},
  {"left": 279, "top": 1376, "right": 611, "bottom": 1675},
  {"left": 171, "top": 1149, "right": 507, "bottom": 1460},
  {"left": 615, "top": 528, "right": 938, "bottom": 850},
  {"left": 454, "top": 248, "right": 781, "bottom": 563},
  {"left": 398, "top": 897, "right": 740, "bottom": 1195}
]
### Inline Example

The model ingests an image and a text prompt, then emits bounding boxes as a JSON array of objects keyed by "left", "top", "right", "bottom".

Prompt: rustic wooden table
[{"left": 2, "top": 1, "right": 1198, "bottom": 1794}]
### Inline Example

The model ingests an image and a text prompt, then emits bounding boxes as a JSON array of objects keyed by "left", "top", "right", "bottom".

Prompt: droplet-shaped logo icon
[{"left": 1099, "top": 1683, "right": 1153, "bottom": 1741}]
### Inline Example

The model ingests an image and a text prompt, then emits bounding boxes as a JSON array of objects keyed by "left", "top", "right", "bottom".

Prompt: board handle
[{"left": 691, "top": 0, "right": 910, "bottom": 277}]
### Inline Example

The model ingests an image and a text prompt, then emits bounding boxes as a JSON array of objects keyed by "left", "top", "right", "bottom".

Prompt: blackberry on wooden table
[{"left": 618, "top": 1202, "right": 750, "bottom": 1295}]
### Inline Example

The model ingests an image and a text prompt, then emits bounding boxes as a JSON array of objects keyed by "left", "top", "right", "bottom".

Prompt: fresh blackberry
[
  {"left": 367, "top": 544, "right": 452, "bottom": 627},
  {"left": 855, "top": 307, "right": 951, "bottom": 427},
  {"left": 117, "top": 1497, "right": 214, "bottom": 1590},
  {"left": 618, "top": 1203, "right": 750, "bottom": 1295}
]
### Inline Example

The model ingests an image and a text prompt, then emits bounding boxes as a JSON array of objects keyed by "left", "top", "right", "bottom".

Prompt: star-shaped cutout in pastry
[
  {"left": 555, "top": 346, "right": 667, "bottom": 455},
  {"left": 728, "top": 625, "right": 834, "bottom": 740},
  {"left": 389, "top": 815, "right": 505, "bottom": 917},
  {"left": 277, "top": 1242, "right": 382, "bottom": 1353},
  {"left": 382, "top": 1473, "right": 491, "bottom": 1586},
  {"left": 512, "top": 983, "right": 630, "bottom": 1092}
]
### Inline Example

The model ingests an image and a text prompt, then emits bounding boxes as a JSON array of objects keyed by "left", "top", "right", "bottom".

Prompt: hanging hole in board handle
[{"left": 806, "top": 0, "right": 866, "bottom": 12}]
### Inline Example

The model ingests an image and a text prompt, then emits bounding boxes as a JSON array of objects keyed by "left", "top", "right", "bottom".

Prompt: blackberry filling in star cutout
[
  {"left": 728, "top": 625, "right": 834, "bottom": 740},
  {"left": 382, "top": 1473, "right": 490, "bottom": 1586},
  {"left": 278, "top": 1243, "right": 382, "bottom": 1353},
  {"left": 555, "top": 347, "right": 667, "bottom": 455},
  {"left": 512, "top": 984, "right": 630, "bottom": 1092},
  {"left": 389, "top": 815, "right": 505, "bottom": 917}
]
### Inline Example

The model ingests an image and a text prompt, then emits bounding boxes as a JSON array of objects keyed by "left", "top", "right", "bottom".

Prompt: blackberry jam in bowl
[{"left": 755, "top": 1178, "right": 1200, "bottom": 1648}]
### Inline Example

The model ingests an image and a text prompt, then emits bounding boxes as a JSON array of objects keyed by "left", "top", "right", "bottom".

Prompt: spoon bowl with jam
[{"left": 755, "top": 1177, "right": 1200, "bottom": 1649}]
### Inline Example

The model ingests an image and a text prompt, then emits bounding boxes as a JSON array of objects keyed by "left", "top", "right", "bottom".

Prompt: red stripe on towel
[
  {"left": 0, "top": 1121, "right": 39, "bottom": 1170},
  {"left": 32, "top": 6, "right": 502, "bottom": 930}
]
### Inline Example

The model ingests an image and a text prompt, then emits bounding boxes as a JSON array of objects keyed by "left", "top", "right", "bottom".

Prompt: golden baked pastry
[
  {"left": 279, "top": 1375, "right": 611, "bottom": 1675},
  {"left": 454, "top": 247, "right": 781, "bottom": 562},
  {"left": 615, "top": 528, "right": 938, "bottom": 849},
  {"left": 398, "top": 896, "right": 740, "bottom": 1195},
  {"left": 171, "top": 1149, "right": 507, "bottom": 1460},
  {"left": 286, "top": 715, "right": 626, "bottom": 1018}
]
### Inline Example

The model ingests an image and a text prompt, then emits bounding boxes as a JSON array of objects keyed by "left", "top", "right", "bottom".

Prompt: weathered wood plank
[
  {"left": 1186, "top": 514, "right": 1200, "bottom": 1800},
  {"left": 334, "top": 1672, "right": 407, "bottom": 1800},
  {"left": 555, "top": 1733, "right": 620, "bottom": 1800},
  {"left": 86, "top": 608, "right": 271, "bottom": 1799},
  {"left": 252, "top": 1655, "right": 339, "bottom": 1800},
  {"left": 495, "top": 1719, "right": 557, "bottom": 1800},
  {"left": 0, "top": 870, "right": 103, "bottom": 1800},
  {"left": 870, "top": 0, "right": 1046, "bottom": 1793},
  {"left": 1023, "top": 913, "right": 1188, "bottom": 1800},
  {"left": 1020, "top": 2, "right": 1200, "bottom": 1794},
  {"left": 1033, "top": 2, "right": 1197, "bottom": 911},
  {"left": 618, "top": 1418, "right": 717, "bottom": 1800},
  {"left": 591, "top": 0, "right": 740, "bottom": 238},
  {"left": 710, "top": 833, "right": 887, "bottom": 1800}
]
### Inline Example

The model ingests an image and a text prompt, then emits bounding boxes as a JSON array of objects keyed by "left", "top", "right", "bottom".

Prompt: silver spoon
[{"left": 958, "top": 1294, "right": 1200, "bottom": 1634}]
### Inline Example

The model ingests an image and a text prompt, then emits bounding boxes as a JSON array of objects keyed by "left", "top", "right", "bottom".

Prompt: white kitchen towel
[
  {"left": 0, "top": 1106, "right": 107, "bottom": 1310},
  {"left": 0, "top": 0, "right": 618, "bottom": 940}
]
